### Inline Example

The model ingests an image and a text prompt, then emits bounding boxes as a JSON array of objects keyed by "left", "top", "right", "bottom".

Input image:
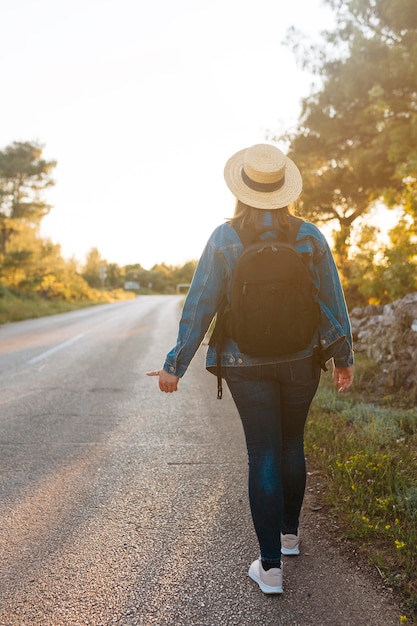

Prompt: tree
[
  {"left": 380, "top": 218, "right": 417, "bottom": 299},
  {"left": 281, "top": 0, "right": 417, "bottom": 265},
  {"left": 0, "top": 141, "right": 56, "bottom": 257},
  {"left": 171, "top": 260, "right": 197, "bottom": 286},
  {"left": 148, "top": 263, "right": 175, "bottom": 294},
  {"left": 106, "top": 263, "right": 124, "bottom": 289},
  {"left": 1, "top": 224, "right": 40, "bottom": 288},
  {"left": 82, "top": 247, "right": 107, "bottom": 289}
]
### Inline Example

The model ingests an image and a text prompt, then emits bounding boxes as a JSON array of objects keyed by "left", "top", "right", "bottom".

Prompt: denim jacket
[{"left": 164, "top": 218, "right": 354, "bottom": 378}]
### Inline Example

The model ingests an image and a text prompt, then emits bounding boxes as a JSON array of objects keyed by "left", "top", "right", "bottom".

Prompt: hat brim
[{"left": 224, "top": 147, "right": 303, "bottom": 209}]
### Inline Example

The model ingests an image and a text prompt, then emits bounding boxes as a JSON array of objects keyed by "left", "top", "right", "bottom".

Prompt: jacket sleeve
[
  {"left": 312, "top": 228, "right": 354, "bottom": 368},
  {"left": 163, "top": 236, "right": 228, "bottom": 377}
]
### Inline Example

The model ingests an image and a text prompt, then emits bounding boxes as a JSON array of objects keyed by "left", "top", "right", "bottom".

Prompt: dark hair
[{"left": 230, "top": 200, "right": 291, "bottom": 231}]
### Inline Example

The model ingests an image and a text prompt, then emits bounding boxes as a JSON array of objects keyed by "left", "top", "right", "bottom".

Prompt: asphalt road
[{"left": 0, "top": 296, "right": 405, "bottom": 625}]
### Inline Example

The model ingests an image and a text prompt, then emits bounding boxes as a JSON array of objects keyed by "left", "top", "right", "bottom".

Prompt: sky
[{"left": 1, "top": 0, "right": 335, "bottom": 270}]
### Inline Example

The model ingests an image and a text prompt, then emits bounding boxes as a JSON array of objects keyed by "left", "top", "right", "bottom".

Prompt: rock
[{"left": 350, "top": 292, "right": 417, "bottom": 391}]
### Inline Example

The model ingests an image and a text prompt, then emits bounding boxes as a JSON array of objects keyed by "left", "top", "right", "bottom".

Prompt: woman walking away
[{"left": 147, "top": 143, "right": 354, "bottom": 595}]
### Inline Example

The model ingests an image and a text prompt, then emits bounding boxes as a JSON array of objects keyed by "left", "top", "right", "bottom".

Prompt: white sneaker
[
  {"left": 281, "top": 532, "right": 300, "bottom": 556},
  {"left": 248, "top": 559, "right": 283, "bottom": 594}
]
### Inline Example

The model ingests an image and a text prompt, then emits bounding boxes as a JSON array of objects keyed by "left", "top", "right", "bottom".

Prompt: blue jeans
[{"left": 224, "top": 356, "right": 321, "bottom": 564}]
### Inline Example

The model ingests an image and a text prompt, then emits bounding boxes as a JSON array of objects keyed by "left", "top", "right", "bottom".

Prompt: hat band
[{"left": 242, "top": 169, "right": 285, "bottom": 193}]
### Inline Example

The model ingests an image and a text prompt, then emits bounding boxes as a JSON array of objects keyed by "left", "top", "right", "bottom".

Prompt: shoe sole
[
  {"left": 248, "top": 568, "right": 283, "bottom": 594},
  {"left": 281, "top": 546, "right": 300, "bottom": 556}
]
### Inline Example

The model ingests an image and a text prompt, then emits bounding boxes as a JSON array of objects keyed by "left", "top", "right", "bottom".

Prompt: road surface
[{"left": 0, "top": 296, "right": 405, "bottom": 625}]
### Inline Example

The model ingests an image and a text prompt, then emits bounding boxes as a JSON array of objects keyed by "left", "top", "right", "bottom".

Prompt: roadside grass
[
  {"left": 307, "top": 355, "right": 417, "bottom": 621},
  {"left": 0, "top": 288, "right": 135, "bottom": 324}
]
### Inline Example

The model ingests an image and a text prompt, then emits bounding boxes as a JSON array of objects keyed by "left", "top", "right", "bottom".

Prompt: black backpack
[{"left": 210, "top": 215, "right": 321, "bottom": 397}]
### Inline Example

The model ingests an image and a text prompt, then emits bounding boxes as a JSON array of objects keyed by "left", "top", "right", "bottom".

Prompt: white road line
[{"left": 27, "top": 334, "right": 85, "bottom": 365}]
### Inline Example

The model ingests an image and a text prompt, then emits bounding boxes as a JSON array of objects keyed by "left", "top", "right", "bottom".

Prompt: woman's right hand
[{"left": 146, "top": 369, "right": 180, "bottom": 393}]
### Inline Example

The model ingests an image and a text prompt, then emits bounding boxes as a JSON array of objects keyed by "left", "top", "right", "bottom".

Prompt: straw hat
[{"left": 223, "top": 144, "right": 302, "bottom": 210}]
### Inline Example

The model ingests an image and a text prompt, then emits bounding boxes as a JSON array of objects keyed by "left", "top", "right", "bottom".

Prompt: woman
[{"left": 147, "top": 144, "right": 354, "bottom": 595}]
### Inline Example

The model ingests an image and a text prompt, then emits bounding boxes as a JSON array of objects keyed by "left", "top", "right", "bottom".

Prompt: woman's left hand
[
  {"left": 146, "top": 369, "right": 180, "bottom": 393},
  {"left": 332, "top": 365, "right": 354, "bottom": 393}
]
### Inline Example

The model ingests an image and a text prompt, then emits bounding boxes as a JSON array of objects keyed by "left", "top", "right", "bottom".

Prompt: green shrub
[{"left": 307, "top": 360, "right": 417, "bottom": 620}]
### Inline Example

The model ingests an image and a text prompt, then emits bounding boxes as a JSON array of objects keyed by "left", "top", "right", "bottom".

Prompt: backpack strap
[{"left": 208, "top": 295, "right": 227, "bottom": 399}]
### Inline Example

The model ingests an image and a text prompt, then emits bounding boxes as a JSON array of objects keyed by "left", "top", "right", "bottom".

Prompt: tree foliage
[
  {"left": 282, "top": 0, "right": 417, "bottom": 269},
  {"left": 0, "top": 141, "right": 56, "bottom": 256},
  {"left": 82, "top": 247, "right": 107, "bottom": 289}
]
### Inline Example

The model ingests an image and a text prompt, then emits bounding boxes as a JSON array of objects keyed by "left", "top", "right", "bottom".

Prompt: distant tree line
[{"left": 82, "top": 247, "right": 197, "bottom": 294}]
